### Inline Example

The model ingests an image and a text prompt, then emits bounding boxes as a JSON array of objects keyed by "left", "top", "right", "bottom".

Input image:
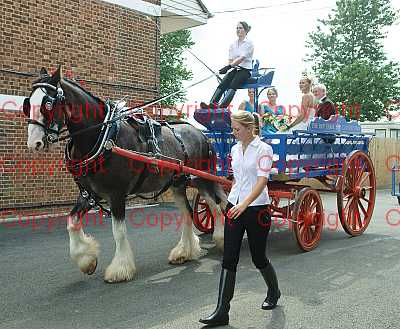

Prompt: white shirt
[
  {"left": 228, "top": 38, "right": 254, "bottom": 70},
  {"left": 228, "top": 136, "right": 273, "bottom": 206}
]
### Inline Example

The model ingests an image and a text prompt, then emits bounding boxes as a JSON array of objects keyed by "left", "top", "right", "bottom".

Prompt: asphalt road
[{"left": 1, "top": 190, "right": 399, "bottom": 329}]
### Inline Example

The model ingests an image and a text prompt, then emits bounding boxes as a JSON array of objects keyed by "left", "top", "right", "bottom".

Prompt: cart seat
[
  {"left": 240, "top": 59, "right": 275, "bottom": 89},
  {"left": 243, "top": 71, "right": 275, "bottom": 88},
  {"left": 193, "top": 107, "right": 231, "bottom": 132}
]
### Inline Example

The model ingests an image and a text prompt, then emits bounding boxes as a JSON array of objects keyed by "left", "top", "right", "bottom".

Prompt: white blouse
[
  {"left": 228, "top": 38, "right": 254, "bottom": 70},
  {"left": 228, "top": 136, "right": 273, "bottom": 206}
]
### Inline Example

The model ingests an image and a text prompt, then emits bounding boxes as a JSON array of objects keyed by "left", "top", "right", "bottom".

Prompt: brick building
[{"left": 0, "top": 0, "right": 210, "bottom": 212}]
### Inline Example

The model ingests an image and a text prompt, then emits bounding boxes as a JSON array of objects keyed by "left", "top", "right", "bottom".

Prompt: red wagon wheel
[
  {"left": 292, "top": 188, "right": 324, "bottom": 251},
  {"left": 192, "top": 192, "right": 214, "bottom": 234},
  {"left": 337, "top": 150, "right": 376, "bottom": 236}
]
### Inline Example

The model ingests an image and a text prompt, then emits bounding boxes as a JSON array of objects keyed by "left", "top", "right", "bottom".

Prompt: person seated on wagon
[
  {"left": 313, "top": 83, "right": 336, "bottom": 120},
  {"left": 239, "top": 88, "right": 262, "bottom": 135},
  {"left": 259, "top": 87, "right": 286, "bottom": 135},
  {"left": 200, "top": 21, "right": 254, "bottom": 110},
  {"left": 313, "top": 83, "right": 336, "bottom": 143},
  {"left": 238, "top": 88, "right": 256, "bottom": 113}
]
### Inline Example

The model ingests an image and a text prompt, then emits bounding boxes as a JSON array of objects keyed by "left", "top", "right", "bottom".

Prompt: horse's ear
[
  {"left": 39, "top": 67, "right": 48, "bottom": 78},
  {"left": 51, "top": 65, "right": 63, "bottom": 84}
]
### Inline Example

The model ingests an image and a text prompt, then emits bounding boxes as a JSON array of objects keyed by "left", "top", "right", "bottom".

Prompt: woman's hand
[
  {"left": 228, "top": 203, "right": 248, "bottom": 220},
  {"left": 219, "top": 65, "right": 232, "bottom": 74}
]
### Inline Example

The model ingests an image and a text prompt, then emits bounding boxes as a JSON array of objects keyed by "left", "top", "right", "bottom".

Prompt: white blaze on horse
[{"left": 24, "top": 67, "right": 227, "bottom": 283}]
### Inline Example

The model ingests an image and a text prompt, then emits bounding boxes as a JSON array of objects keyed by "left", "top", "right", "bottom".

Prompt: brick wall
[{"left": 0, "top": 0, "right": 160, "bottom": 210}]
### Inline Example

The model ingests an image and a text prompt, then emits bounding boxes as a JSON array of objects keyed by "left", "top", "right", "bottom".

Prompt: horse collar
[{"left": 65, "top": 103, "right": 120, "bottom": 177}]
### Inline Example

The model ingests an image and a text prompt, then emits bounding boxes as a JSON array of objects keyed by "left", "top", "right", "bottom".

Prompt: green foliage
[
  {"left": 160, "top": 30, "right": 194, "bottom": 106},
  {"left": 305, "top": 0, "right": 400, "bottom": 121}
]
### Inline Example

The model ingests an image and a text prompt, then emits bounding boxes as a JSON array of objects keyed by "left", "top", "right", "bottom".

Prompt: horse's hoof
[
  {"left": 104, "top": 263, "right": 136, "bottom": 283},
  {"left": 87, "top": 258, "right": 98, "bottom": 275},
  {"left": 169, "top": 257, "right": 187, "bottom": 265},
  {"left": 104, "top": 278, "right": 127, "bottom": 284}
]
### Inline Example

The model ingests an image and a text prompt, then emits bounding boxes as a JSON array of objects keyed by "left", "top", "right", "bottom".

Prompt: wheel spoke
[
  {"left": 361, "top": 196, "right": 370, "bottom": 203},
  {"left": 346, "top": 198, "right": 355, "bottom": 226},
  {"left": 308, "top": 227, "right": 314, "bottom": 241},
  {"left": 343, "top": 193, "right": 352, "bottom": 201},
  {"left": 302, "top": 227, "right": 310, "bottom": 242},
  {"left": 359, "top": 171, "right": 370, "bottom": 186},
  {"left": 309, "top": 199, "right": 317, "bottom": 212},
  {"left": 313, "top": 212, "right": 321, "bottom": 226},
  {"left": 353, "top": 202, "right": 361, "bottom": 230},
  {"left": 355, "top": 160, "right": 366, "bottom": 184},
  {"left": 344, "top": 196, "right": 354, "bottom": 214},
  {"left": 350, "top": 160, "right": 359, "bottom": 187},
  {"left": 345, "top": 169, "right": 353, "bottom": 189},
  {"left": 361, "top": 186, "right": 373, "bottom": 190},
  {"left": 356, "top": 205, "right": 363, "bottom": 228},
  {"left": 358, "top": 200, "right": 367, "bottom": 217}
]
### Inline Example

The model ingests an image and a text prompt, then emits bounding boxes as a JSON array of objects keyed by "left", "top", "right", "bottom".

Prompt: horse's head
[
  {"left": 25, "top": 66, "right": 107, "bottom": 153},
  {"left": 24, "top": 66, "right": 66, "bottom": 151}
]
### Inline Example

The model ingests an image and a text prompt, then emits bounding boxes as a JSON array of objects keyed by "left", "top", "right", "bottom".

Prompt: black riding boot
[
  {"left": 199, "top": 268, "right": 236, "bottom": 326},
  {"left": 200, "top": 87, "right": 225, "bottom": 109},
  {"left": 218, "top": 89, "right": 236, "bottom": 109},
  {"left": 259, "top": 262, "right": 281, "bottom": 310}
]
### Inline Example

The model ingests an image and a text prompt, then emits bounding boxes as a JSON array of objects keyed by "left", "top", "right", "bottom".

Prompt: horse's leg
[
  {"left": 197, "top": 183, "right": 227, "bottom": 251},
  {"left": 104, "top": 196, "right": 136, "bottom": 283},
  {"left": 67, "top": 212, "right": 99, "bottom": 275},
  {"left": 168, "top": 184, "right": 202, "bottom": 264}
]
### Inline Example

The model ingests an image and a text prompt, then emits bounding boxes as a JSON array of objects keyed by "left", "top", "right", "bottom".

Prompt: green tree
[
  {"left": 160, "top": 30, "right": 194, "bottom": 106},
  {"left": 305, "top": 0, "right": 400, "bottom": 121}
]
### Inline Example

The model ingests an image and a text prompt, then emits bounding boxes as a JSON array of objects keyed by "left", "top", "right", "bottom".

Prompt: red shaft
[{"left": 112, "top": 146, "right": 232, "bottom": 187}]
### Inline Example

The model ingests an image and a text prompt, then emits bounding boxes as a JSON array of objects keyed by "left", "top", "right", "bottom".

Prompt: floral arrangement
[{"left": 262, "top": 112, "right": 291, "bottom": 131}]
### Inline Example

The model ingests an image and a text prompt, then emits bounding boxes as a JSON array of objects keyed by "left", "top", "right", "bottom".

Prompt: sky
[{"left": 180, "top": 0, "right": 400, "bottom": 118}]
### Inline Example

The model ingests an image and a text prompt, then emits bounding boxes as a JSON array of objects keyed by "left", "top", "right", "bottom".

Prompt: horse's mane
[{"left": 63, "top": 77, "right": 105, "bottom": 105}]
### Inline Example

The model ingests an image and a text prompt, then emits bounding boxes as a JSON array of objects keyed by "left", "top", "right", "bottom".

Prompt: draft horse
[{"left": 24, "top": 67, "right": 226, "bottom": 283}]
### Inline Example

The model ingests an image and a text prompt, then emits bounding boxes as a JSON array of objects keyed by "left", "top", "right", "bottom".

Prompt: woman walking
[{"left": 199, "top": 111, "right": 281, "bottom": 327}]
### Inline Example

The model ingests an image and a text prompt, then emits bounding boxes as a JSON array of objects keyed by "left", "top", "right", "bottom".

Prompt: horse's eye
[{"left": 23, "top": 98, "right": 30, "bottom": 117}]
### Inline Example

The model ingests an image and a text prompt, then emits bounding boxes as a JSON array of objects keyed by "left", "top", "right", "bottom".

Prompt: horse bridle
[{"left": 23, "top": 82, "right": 67, "bottom": 144}]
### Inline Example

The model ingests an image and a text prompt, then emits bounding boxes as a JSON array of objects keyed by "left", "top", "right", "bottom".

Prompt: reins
[{"left": 46, "top": 74, "right": 215, "bottom": 144}]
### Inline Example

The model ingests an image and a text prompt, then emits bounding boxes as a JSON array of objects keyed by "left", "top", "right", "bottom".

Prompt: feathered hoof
[
  {"left": 104, "top": 261, "right": 136, "bottom": 283},
  {"left": 168, "top": 236, "right": 202, "bottom": 265},
  {"left": 169, "top": 256, "right": 187, "bottom": 265}
]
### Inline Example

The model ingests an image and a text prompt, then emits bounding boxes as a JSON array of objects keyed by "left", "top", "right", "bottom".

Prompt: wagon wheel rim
[
  {"left": 192, "top": 193, "right": 214, "bottom": 234},
  {"left": 337, "top": 151, "right": 376, "bottom": 236},
  {"left": 293, "top": 188, "right": 324, "bottom": 251}
]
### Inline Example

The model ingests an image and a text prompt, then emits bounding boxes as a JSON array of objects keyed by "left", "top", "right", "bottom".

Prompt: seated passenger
[
  {"left": 313, "top": 83, "right": 336, "bottom": 120},
  {"left": 238, "top": 88, "right": 256, "bottom": 113},
  {"left": 259, "top": 87, "right": 285, "bottom": 135}
]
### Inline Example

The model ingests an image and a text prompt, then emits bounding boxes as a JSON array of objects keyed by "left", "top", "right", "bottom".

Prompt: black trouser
[
  {"left": 222, "top": 202, "right": 271, "bottom": 272},
  {"left": 219, "top": 68, "right": 251, "bottom": 91}
]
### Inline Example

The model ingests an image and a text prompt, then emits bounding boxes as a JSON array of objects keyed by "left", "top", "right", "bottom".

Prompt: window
[
  {"left": 375, "top": 129, "right": 386, "bottom": 138},
  {"left": 390, "top": 129, "right": 396, "bottom": 139}
]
